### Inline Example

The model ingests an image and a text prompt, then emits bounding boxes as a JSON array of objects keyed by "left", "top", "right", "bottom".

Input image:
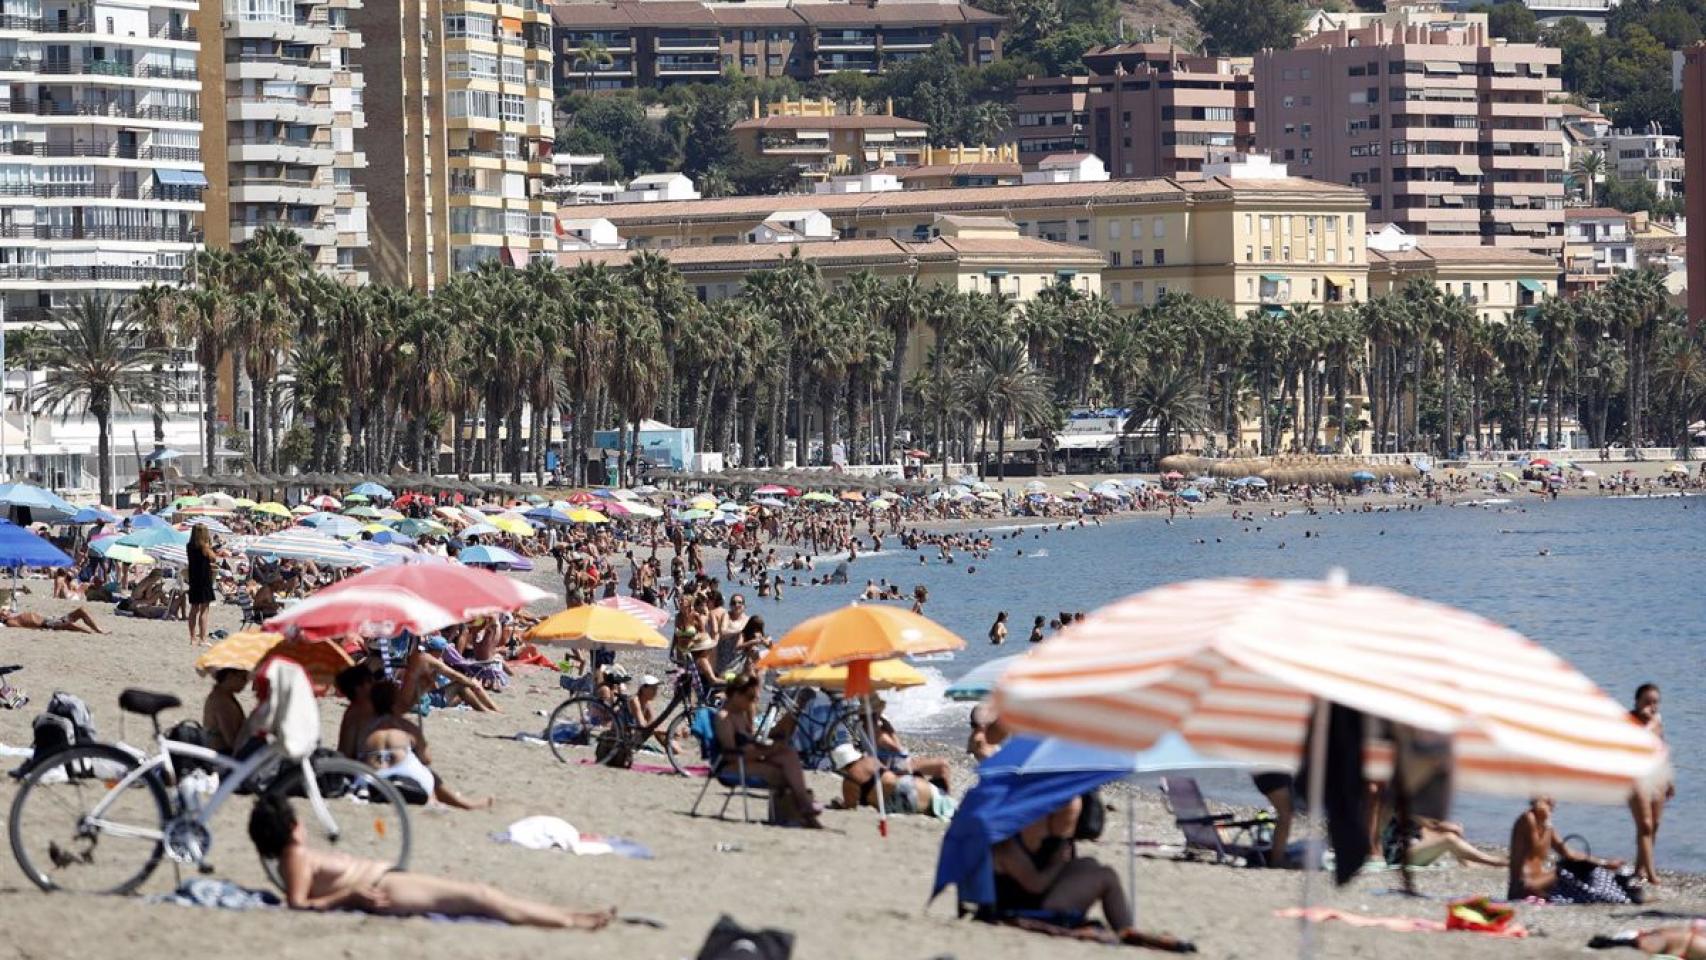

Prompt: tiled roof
[
  {"left": 1564, "top": 207, "right": 1631, "bottom": 220},
  {"left": 894, "top": 162, "right": 1022, "bottom": 179},
  {"left": 558, "top": 235, "right": 1105, "bottom": 270},
  {"left": 732, "top": 114, "right": 930, "bottom": 130},
  {"left": 1369, "top": 245, "right": 1558, "bottom": 267}
]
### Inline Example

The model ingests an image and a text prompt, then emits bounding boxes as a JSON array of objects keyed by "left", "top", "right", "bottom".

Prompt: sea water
[{"left": 756, "top": 495, "right": 1706, "bottom": 868}]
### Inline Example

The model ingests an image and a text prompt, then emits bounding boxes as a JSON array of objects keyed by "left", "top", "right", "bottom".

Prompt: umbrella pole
[
  {"left": 1126, "top": 783, "right": 1138, "bottom": 928},
  {"left": 863, "top": 693, "right": 887, "bottom": 837},
  {"left": 1298, "top": 700, "right": 1330, "bottom": 960}
]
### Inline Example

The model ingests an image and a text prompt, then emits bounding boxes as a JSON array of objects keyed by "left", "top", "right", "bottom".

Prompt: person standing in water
[
  {"left": 988, "top": 611, "right": 1008, "bottom": 645},
  {"left": 1630, "top": 682, "right": 1673, "bottom": 887}
]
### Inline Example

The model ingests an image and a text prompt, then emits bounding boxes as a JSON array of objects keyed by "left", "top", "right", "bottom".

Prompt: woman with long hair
[{"left": 186, "top": 523, "right": 217, "bottom": 646}]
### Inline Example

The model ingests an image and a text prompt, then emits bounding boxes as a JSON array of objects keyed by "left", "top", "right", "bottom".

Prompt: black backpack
[
  {"left": 1074, "top": 788, "right": 1107, "bottom": 842},
  {"left": 18, "top": 692, "right": 98, "bottom": 777},
  {"left": 695, "top": 915, "right": 794, "bottom": 960}
]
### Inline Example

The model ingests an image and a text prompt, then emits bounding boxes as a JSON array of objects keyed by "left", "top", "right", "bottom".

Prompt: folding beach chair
[
  {"left": 686, "top": 706, "right": 779, "bottom": 824},
  {"left": 1160, "top": 776, "right": 1272, "bottom": 867}
]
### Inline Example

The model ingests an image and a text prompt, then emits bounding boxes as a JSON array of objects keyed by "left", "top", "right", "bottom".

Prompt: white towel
[
  {"left": 255, "top": 659, "right": 319, "bottom": 760},
  {"left": 492, "top": 815, "right": 612, "bottom": 856}
]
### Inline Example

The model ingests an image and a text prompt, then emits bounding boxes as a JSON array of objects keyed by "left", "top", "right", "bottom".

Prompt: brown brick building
[
  {"left": 1254, "top": 18, "right": 1564, "bottom": 257},
  {"left": 1012, "top": 43, "right": 1256, "bottom": 177},
  {"left": 551, "top": 0, "right": 1001, "bottom": 91}
]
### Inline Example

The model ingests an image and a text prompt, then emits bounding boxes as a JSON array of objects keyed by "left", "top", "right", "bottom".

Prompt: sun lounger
[{"left": 1160, "top": 776, "right": 1273, "bottom": 868}]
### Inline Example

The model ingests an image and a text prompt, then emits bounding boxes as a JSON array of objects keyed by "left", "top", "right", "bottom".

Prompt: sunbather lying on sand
[
  {"left": 360, "top": 680, "right": 494, "bottom": 810},
  {"left": 248, "top": 793, "right": 611, "bottom": 929},
  {"left": 1, "top": 607, "right": 102, "bottom": 633},
  {"left": 1591, "top": 920, "right": 1706, "bottom": 957},
  {"left": 829, "top": 744, "right": 952, "bottom": 819}
]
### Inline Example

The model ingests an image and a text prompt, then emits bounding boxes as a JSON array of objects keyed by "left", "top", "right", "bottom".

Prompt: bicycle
[
  {"left": 754, "top": 681, "right": 870, "bottom": 771},
  {"left": 8, "top": 687, "right": 412, "bottom": 895},
  {"left": 0, "top": 663, "right": 26, "bottom": 710},
  {"left": 543, "top": 667, "right": 709, "bottom": 775}
]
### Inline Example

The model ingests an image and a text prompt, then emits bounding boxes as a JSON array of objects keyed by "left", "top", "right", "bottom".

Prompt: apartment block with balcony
[
  {"left": 551, "top": 0, "right": 1001, "bottom": 91},
  {"left": 1255, "top": 19, "right": 1565, "bottom": 259},
  {"left": 352, "top": 0, "right": 556, "bottom": 289},
  {"left": 1013, "top": 43, "right": 1255, "bottom": 177},
  {"left": 1369, "top": 243, "right": 1558, "bottom": 325},
  {"left": 1562, "top": 206, "right": 1633, "bottom": 296},
  {"left": 0, "top": 0, "right": 205, "bottom": 323},
  {"left": 196, "top": 0, "right": 368, "bottom": 281},
  {"left": 732, "top": 96, "right": 927, "bottom": 181}
]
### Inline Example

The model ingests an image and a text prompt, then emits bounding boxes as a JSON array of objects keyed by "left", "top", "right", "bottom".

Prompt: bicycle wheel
[
  {"left": 545, "top": 696, "right": 625, "bottom": 764},
  {"left": 260, "top": 755, "right": 411, "bottom": 891},
  {"left": 662, "top": 709, "right": 703, "bottom": 776},
  {"left": 8, "top": 744, "right": 169, "bottom": 894}
]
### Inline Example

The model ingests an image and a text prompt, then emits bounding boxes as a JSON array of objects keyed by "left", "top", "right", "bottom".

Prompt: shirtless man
[
  {"left": 1, "top": 607, "right": 103, "bottom": 633},
  {"left": 966, "top": 703, "right": 1009, "bottom": 761},
  {"left": 249, "top": 793, "right": 610, "bottom": 929}
]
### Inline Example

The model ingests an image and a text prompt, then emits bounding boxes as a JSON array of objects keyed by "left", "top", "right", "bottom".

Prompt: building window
[
  {"left": 1108, "top": 219, "right": 1121, "bottom": 240},
  {"left": 1152, "top": 219, "right": 1164, "bottom": 239},
  {"left": 1132, "top": 282, "right": 1143, "bottom": 303},
  {"left": 1110, "top": 251, "right": 1121, "bottom": 266},
  {"left": 1109, "top": 282, "right": 1122, "bottom": 303},
  {"left": 1131, "top": 250, "right": 1143, "bottom": 266},
  {"left": 1244, "top": 245, "right": 1253, "bottom": 262},
  {"left": 1153, "top": 249, "right": 1164, "bottom": 265}
]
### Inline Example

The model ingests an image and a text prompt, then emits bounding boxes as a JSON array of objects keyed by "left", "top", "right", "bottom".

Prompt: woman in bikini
[
  {"left": 249, "top": 793, "right": 611, "bottom": 929},
  {"left": 360, "top": 680, "right": 493, "bottom": 809},
  {"left": 1628, "top": 682, "right": 1672, "bottom": 887},
  {"left": 712, "top": 674, "right": 820, "bottom": 828},
  {"left": 829, "top": 745, "right": 945, "bottom": 818}
]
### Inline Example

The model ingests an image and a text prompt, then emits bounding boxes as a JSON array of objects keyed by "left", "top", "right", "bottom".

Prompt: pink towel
[
  {"left": 576, "top": 758, "right": 710, "bottom": 777},
  {"left": 1275, "top": 908, "right": 1527, "bottom": 940}
]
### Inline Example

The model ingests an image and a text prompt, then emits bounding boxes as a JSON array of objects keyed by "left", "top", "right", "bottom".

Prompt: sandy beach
[{"left": 0, "top": 580, "right": 1701, "bottom": 960}]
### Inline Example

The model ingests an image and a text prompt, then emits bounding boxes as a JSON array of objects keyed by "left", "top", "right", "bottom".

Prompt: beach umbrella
[
  {"left": 367, "top": 530, "right": 416, "bottom": 547},
  {"left": 1161, "top": 471, "right": 1184, "bottom": 480},
  {"left": 118, "top": 526, "right": 189, "bottom": 549},
  {"left": 489, "top": 514, "right": 534, "bottom": 537},
  {"left": 103, "top": 544, "right": 154, "bottom": 566},
  {"left": 343, "top": 493, "right": 371, "bottom": 504},
  {"left": 266, "top": 587, "right": 462, "bottom": 640},
  {"left": 1024, "top": 480, "right": 1048, "bottom": 494},
  {"left": 800, "top": 491, "right": 837, "bottom": 504},
  {"left": 391, "top": 518, "right": 450, "bottom": 538},
  {"left": 352, "top": 482, "right": 393, "bottom": 500},
  {"left": 199, "top": 493, "right": 238, "bottom": 510},
  {"left": 290, "top": 504, "right": 314, "bottom": 515},
  {"left": 757, "top": 605, "right": 966, "bottom": 836},
  {"left": 345, "top": 505, "right": 382, "bottom": 519},
  {"left": 632, "top": 484, "right": 660, "bottom": 496},
  {"left": 675, "top": 508, "right": 711, "bottom": 522},
  {"left": 1177, "top": 488, "right": 1203, "bottom": 502},
  {"left": 123, "top": 513, "right": 169, "bottom": 531},
  {"left": 868, "top": 498, "right": 892, "bottom": 511},
  {"left": 0, "top": 519, "right": 72, "bottom": 605},
  {"left": 568, "top": 508, "right": 609, "bottom": 525},
  {"left": 304, "top": 494, "right": 341, "bottom": 510},
  {"left": 233, "top": 497, "right": 257, "bottom": 509},
  {"left": 524, "top": 506, "right": 573, "bottom": 525},
  {"left": 252, "top": 501, "right": 292, "bottom": 518},
  {"left": 195, "top": 632, "right": 353, "bottom": 697},
  {"left": 526, "top": 605, "right": 668, "bottom": 649},
  {"left": 1528, "top": 458, "right": 1553, "bottom": 468},
  {"left": 563, "top": 491, "right": 597, "bottom": 505},
  {"left": 594, "top": 595, "right": 671, "bottom": 629},
  {"left": 944, "top": 654, "right": 1022, "bottom": 702},
  {"left": 459, "top": 522, "right": 500, "bottom": 538},
  {"left": 313, "top": 563, "right": 547, "bottom": 624},
  {"left": 610, "top": 488, "right": 640, "bottom": 501},
  {"left": 624, "top": 503, "right": 664, "bottom": 519},
  {"left": 994, "top": 573, "right": 1670, "bottom": 803},
  {"left": 299, "top": 513, "right": 363, "bottom": 539},
  {"left": 688, "top": 494, "right": 719, "bottom": 510},
  {"left": 458, "top": 544, "right": 525, "bottom": 568},
  {"left": 1665, "top": 463, "right": 1689, "bottom": 475},
  {"left": 839, "top": 490, "right": 865, "bottom": 502},
  {"left": 70, "top": 506, "right": 118, "bottom": 525},
  {"left": 1498, "top": 471, "right": 1520, "bottom": 483},
  {"left": 1350, "top": 470, "right": 1376, "bottom": 483},
  {"left": 753, "top": 484, "right": 791, "bottom": 496},
  {"left": 778, "top": 660, "right": 926, "bottom": 691},
  {"left": 246, "top": 531, "right": 364, "bottom": 567},
  {"left": 171, "top": 495, "right": 201, "bottom": 508}
]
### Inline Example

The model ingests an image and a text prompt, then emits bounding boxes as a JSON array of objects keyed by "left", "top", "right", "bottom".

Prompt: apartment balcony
[
  {"left": 654, "top": 55, "right": 719, "bottom": 76},
  {"left": 228, "top": 58, "right": 334, "bottom": 85},
  {"left": 2, "top": 99, "right": 199, "bottom": 123},
  {"left": 653, "top": 34, "right": 718, "bottom": 53},
  {"left": 0, "top": 139, "right": 199, "bottom": 162},
  {"left": 0, "top": 57, "right": 198, "bottom": 84},
  {"left": 0, "top": 263, "right": 188, "bottom": 283},
  {"left": 815, "top": 54, "right": 878, "bottom": 74},
  {"left": 225, "top": 97, "right": 333, "bottom": 125},
  {"left": 759, "top": 137, "right": 831, "bottom": 155},
  {"left": 222, "top": 16, "right": 330, "bottom": 45},
  {"left": 817, "top": 32, "right": 877, "bottom": 51},
  {"left": 27, "top": 224, "right": 203, "bottom": 243},
  {"left": 0, "top": 15, "right": 197, "bottom": 42},
  {"left": 228, "top": 180, "right": 335, "bottom": 206},
  {"left": 879, "top": 30, "right": 939, "bottom": 49},
  {"left": 228, "top": 141, "right": 331, "bottom": 165},
  {"left": 0, "top": 182, "right": 202, "bottom": 203},
  {"left": 232, "top": 220, "right": 334, "bottom": 247}
]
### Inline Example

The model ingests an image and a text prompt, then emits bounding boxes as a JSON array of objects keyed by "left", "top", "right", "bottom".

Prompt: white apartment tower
[{"left": 0, "top": 0, "right": 205, "bottom": 325}]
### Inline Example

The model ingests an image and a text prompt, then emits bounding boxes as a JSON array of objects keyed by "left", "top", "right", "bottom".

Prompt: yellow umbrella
[
  {"left": 195, "top": 630, "right": 282, "bottom": 676},
  {"left": 490, "top": 514, "right": 534, "bottom": 537},
  {"left": 253, "top": 502, "right": 291, "bottom": 518},
  {"left": 689, "top": 495, "right": 717, "bottom": 510},
  {"left": 376, "top": 508, "right": 405, "bottom": 520},
  {"left": 757, "top": 605, "right": 965, "bottom": 672},
  {"left": 525, "top": 605, "right": 667, "bottom": 649},
  {"left": 1498, "top": 471, "right": 1520, "bottom": 483},
  {"left": 361, "top": 522, "right": 391, "bottom": 534},
  {"left": 232, "top": 497, "right": 257, "bottom": 509},
  {"left": 104, "top": 544, "right": 154, "bottom": 565},
  {"left": 567, "top": 508, "right": 609, "bottom": 525},
  {"left": 778, "top": 660, "right": 926, "bottom": 692}
]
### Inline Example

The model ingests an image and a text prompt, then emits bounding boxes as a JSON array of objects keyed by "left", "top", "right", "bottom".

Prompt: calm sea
[{"left": 754, "top": 494, "right": 1706, "bottom": 868}]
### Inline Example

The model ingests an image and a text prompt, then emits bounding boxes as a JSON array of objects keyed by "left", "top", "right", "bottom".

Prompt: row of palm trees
[{"left": 16, "top": 227, "right": 1705, "bottom": 503}]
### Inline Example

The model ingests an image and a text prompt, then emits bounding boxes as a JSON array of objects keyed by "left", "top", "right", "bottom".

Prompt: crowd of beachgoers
[{"left": 0, "top": 459, "right": 1700, "bottom": 958}]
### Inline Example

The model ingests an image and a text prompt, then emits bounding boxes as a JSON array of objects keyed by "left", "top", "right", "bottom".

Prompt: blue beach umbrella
[
  {"left": 70, "top": 506, "right": 119, "bottom": 524},
  {"left": 1351, "top": 470, "right": 1376, "bottom": 483},
  {"left": 524, "top": 507, "right": 573, "bottom": 525},
  {"left": 944, "top": 654, "right": 1022, "bottom": 702},
  {"left": 118, "top": 527, "right": 190, "bottom": 549},
  {"left": 1177, "top": 487, "right": 1204, "bottom": 502},
  {"left": 0, "top": 482, "right": 78, "bottom": 523},
  {"left": 458, "top": 544, "right": 524, "bottom": 568},
  {"left": 367, "top": 530, "right": 417, "bottom": 547},
  {"left": 0, "top": 519, "right": 72, "bottom": 569},
  {"left": 126, "top": 513, "right": 170, "bottom": 530},
  {"left": 352, "top": 482, "right": 393, "bottom": 500}
]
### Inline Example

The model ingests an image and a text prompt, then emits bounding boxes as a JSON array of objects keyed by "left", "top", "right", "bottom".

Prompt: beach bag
[
  {"left": 1445, "top": 896, "right": 1517, "bottom": 935},
  {"left": 164, "top": 720, "right": 214, "bottom": 776},
  {"left": 1074, "top": 789, "right": 1106, "bottom": 841},
  {"left": 688, "top": 706, "right": 717, "bottom": 761},
  {"left": 593, "top": 729, "right": 633, "bottom": 769},
  {"left": 694, "top": 915, "right": 794, "bottom": 960}
]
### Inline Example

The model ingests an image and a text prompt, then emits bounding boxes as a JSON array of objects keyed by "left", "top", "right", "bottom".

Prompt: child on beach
[{"left": 248, "top": 793, "right": 612, "bottom": 929}]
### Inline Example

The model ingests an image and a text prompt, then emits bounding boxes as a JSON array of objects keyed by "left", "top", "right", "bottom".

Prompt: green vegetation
[{"left": 1192, "top": 0, "right": 1306, "bottom": 56}]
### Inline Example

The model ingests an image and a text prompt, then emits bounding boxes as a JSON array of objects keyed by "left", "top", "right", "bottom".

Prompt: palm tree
[
  {"left": 129, "top": 282, "right": 182, "bottom": 451},
  {"left": 973, "top": 335, "right": 1052, "bottom": 480},
  {"left": 1125, "top": 363, "right": 1212, "bottom": 459},
  {"left": 1572, "top": 150, "right": 1605, "bottom": 205},
  {"left": 573, "top": 39, "right": 614, "bottom": 92},
  {"left": 33, "top": 294, "right": 170, "bottom": 503}
]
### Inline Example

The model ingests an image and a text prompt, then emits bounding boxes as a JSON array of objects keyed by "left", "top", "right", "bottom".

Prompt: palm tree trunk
[
  {"left": 995, "top": 415, "right": 1008, "bottom": 481},
  {"left": 201, "top": 357, "right": 219, "bottom": 476},
  {"left": 94, "top": 399, "right": 112, "bottom": 505},
  {"left": 743, "top": 382, "right": 760, "bottom": 470},
  {"left": 886, "top": 332, "right": 909, "bottom": 465}
]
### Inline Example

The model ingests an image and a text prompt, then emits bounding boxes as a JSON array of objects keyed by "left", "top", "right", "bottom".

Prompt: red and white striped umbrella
[
  {"left": 596, "top": 594, "right": 672, "bottom": 629},
  {"left": 314, "top": 564, "right": 548, "bottom": 622},
  {"left": 266, "top": 587, "right": 459, "bottom": 640},
  {"left": 995, "top": 575, "right": 1669, "bottom": 803}
]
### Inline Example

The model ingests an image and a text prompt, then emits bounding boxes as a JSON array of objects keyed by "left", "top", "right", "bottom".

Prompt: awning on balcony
[
  {"left": 1491, "top": 62, "right": 1518, "bottom": 75},
  {"left": 1518, "top": 278, "right": 1546, "bottom": 294},
  {"left": 794, "top": 130, "right": 829, "bottom": 140},
  {"left": 1260, "top": 273, "right": 1286, "bottom": 283},
  {"left": 1325, "top": 274, "right": 1351, "bottom": 288},
  {"left": 155, "top": 168, "right": 207, "bottom": 187},
  {"left": 1424, "top": 60, "right": 1460, "bottom": 74}
]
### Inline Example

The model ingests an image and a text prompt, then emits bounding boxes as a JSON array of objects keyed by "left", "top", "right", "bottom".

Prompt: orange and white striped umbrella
[{"left": 994, "top": 575, "right": 1669, "bottom": 803}]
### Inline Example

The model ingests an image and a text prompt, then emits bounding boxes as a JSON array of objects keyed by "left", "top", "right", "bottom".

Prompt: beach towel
[
  {"left": 575, "top": 757, "right": 711, "bottom": 777},
  {"left": 490, "top": 816, "right": 653, "bottom": 859},
  {"left": 147, "top": 879, "right": 280, "bottom": 911},
  {"left": 1276, "top": 907, "right": 1528, "bottom": 939},
  {"left": 252, "top": 659, "right": 318, "bottom": 759}
]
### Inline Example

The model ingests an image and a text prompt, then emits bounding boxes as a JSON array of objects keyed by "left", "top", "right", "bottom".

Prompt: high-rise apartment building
[
  {"left": 1682, "top": 44, "right": 1704, "bottom": 329},
  {"left": 196, "top": 0, "right": 369, "bottom": 281},
  {"left": 0, "top": 0, "right": 205, "bottom": 326},
  {"left": 351, "top": 0, "right": 556, "bottom": 290},
  {"left": 551, "top": 0, "right": 1001, "bottom": 92},
  {"left": 1255, "top": 17, "right": 1564, "bottom": 257},
  {"left": 1013, "top": 43, "right": 1255, "bottom": 176}
]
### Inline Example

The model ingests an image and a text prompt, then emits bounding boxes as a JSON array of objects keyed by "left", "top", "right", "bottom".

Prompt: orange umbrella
[{"left": 756, "top": 605, "right": 964, "bottom": 836}]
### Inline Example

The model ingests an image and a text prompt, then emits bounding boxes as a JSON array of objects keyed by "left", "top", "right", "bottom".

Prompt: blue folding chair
[{"left": 686, "top": 706, "right": 778, "bottom": 824}]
